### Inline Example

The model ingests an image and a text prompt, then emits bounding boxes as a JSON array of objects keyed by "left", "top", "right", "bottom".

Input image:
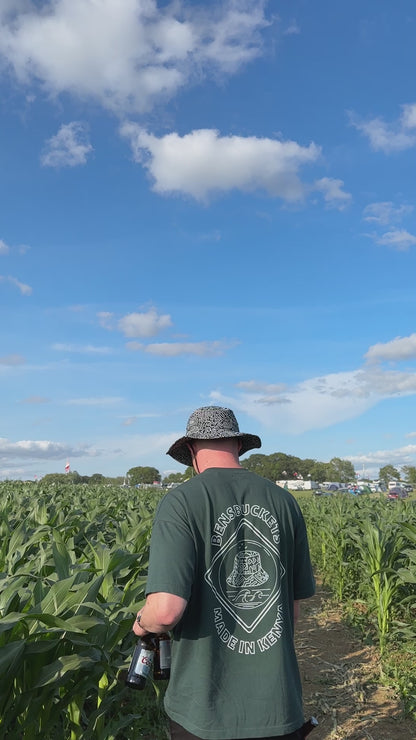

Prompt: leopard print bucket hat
[{"left": 166, "top": 406, "right": 261, "bottom": 467}]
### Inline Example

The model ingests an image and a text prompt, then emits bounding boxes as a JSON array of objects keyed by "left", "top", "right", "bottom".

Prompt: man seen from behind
[{"left": 133, "top": 406, "right": 316, "bottom": 740}]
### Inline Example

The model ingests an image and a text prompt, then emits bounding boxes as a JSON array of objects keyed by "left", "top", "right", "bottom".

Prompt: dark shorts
[{"left": 169, "top": 719, "right": 303, "bottom": 740}]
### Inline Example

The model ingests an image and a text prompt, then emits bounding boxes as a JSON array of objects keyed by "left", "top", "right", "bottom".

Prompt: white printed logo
[{"left": 205, "top": 517, "right": 285, "bottom": 634}]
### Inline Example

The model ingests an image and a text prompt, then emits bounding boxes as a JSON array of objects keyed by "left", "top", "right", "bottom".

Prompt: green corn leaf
[
  {"left": 34, "top": 651, "right": 100, "bottom": 687},
  {"left": 23, "top": 611, "right": 105, "bottom": 633},
  {"left": 107, "top": 549, "right": 140, "bottom": 573},
  {"left": 0, "top": 611, "right": 25, "bottom": 633},
  {"left": 397, "top": 567, "right": 416, "bottom": 584},
  {"left": 24, "top": 638, "right": 61, "bottom": 654},
  {"left": 38, "top": 574, "right": 78, "bottom": 614},
  {"left": 0, "top": 639, "right": 25, "bottom": 673},
  {"left": 52, "top": 534, "right": 72, "bottom": 580}
]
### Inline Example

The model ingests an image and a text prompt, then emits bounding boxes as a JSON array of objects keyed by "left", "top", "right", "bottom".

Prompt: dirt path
[{"left": 295, "top": 583, "right": 416, "bottom": 740}]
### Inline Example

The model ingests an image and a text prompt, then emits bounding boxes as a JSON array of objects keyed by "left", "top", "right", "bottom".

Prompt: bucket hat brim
[
  {"left": 167, "top": 432, "right": 261, "bottom": 467},
  {"left": 166, "top": 406, "right": 261, "bottom": 467}
]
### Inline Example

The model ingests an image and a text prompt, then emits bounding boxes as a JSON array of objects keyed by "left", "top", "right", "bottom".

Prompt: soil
[{"left": 295, "top": 583, "right": 416, "bottom": 740}]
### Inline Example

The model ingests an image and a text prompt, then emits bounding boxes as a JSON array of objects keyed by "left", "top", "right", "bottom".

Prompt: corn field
[
  {"left": 0, "top": 481, "right": 166, "bottom": 740},
  {"left": 2, "top": 482, "right": 416, "bottom": 738},
  {"left": 299, "top": 493, "right": 416, "bottom": 715}
]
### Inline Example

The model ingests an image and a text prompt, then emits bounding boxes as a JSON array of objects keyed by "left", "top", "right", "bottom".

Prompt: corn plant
[
  {"left": 301, "top": 494, "right": 359, "bottom": 601},
  {"left": 396, "top": 522, "right": 416, "bottom": 639},
  {"left": 0, "top": 481, "right": 164, "bottom": 739}
]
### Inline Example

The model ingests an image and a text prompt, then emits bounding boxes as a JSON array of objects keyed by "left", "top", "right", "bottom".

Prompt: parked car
[
  {"left": 313, "top": 487, "right": 332, "bottom": 496},
  {"left": 387, "top": 487, "right": 409, "bottom": 500}
]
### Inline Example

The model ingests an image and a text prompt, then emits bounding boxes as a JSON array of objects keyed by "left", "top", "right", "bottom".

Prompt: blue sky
[{"left": 1, "top": 0, "right": 416, "bottom": 481}]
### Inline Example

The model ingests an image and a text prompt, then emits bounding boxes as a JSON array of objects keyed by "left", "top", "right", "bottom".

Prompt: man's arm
[
  {"left": 294, "top": 599, "right": 300, "bottom": 626},
  {"left": 133, "top": 591, "right": 188, "bottom": 636}
]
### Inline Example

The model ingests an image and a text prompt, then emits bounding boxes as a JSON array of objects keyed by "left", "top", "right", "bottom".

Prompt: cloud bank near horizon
[
  {"left": 5, "top": 331, "right": 416, "bottom": 477},
  {"left": 211, "top": 332, "right": 416, "bottom": 436}
]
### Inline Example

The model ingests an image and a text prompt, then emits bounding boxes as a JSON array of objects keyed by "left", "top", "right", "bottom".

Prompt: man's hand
[
  {"left": 132, "top": 592, "right": 188, "bottom": 635},
  {"left": 133, "top": 610, "right": 149, "bottom": 636}
]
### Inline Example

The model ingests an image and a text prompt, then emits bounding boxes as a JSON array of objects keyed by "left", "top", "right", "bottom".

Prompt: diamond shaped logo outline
[{"left": 205, "top": 517, "right": 286, "bottom": 634}]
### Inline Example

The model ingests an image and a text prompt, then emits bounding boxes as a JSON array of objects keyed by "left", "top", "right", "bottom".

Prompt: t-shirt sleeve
[
  {"left": 293, "top": 514, "right": 316, "bottom": 600},
  {"left": 145, "top": 497, "right": 196, "bottom": 601}
]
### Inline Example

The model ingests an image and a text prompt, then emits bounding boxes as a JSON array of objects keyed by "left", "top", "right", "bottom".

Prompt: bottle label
[
  {"left": 133, "top": 648, "right": 154, "bottom": 678},
  {"left": 159, "top": 640, "right": 171, "bottom": 670}
]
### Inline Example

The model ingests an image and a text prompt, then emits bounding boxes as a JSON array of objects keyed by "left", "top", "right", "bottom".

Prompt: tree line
[
  {"left": 34, "top": 458, "right": 416, "bottom": 488},
  {"left": 128, "top": 454, "right": 357, "bottom": 486}
]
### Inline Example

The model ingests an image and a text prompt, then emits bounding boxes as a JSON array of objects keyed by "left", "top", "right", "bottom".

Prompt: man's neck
[{"left": 194, "top": 449, "right": 241, "bottom": 473}]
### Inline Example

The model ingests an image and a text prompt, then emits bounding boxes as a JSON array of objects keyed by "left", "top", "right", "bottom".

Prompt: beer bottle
[
  {"left": 125, "top": 635, "right": 156, "bottom": 690},
  {"left": 153, "top": 632, "right": 171, "bottom": 680}
]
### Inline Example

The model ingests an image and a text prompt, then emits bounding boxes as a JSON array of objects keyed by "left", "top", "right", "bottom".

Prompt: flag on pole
[{"left": 65, "top": 461, "right": 70, "bottom": 473}]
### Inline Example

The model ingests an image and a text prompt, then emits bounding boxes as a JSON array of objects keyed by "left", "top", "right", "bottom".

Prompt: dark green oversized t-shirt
[{"left": 145, "top": 468, "right": 315, "bottom": 739}]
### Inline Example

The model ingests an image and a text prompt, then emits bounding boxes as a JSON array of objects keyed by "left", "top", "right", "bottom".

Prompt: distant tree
[
  {"left": 163, "top": 472, "right": 188, "bottom": 485},
  {"left": 41, "top": 473, "right": 64, "bottom": 485},
  {"left": 241, "top": 454, "right": 276, "bottom": 481},
  {"left": 41, "top": 471, "right": 81, "bottom": 485},
  {"left": 89, "top": 473, "right": 105, "bottom": 484},
  {"left": 327, "top": 457, "right": 356, "bottom": 482},
  {"left": 309, "top": 462, "right": 331, "bottom": 483},
  {"left": 127, "top": 466, "right": 161, "bottom": 486},
  {"left": 103, "top": 476, "right": 124, "bottom": 485},
  {"left": 243, "top": 453, "right": 356, "bottom": 484},
  {"left": 379, "top": 465, "right": 400, "bottom": 483},
  {"left": 401, "top": 465, "right": 416, "bottom": 488},
  {"left": 268, "top": 453, "right": 303, "bottom": 480},
  {"left": 296, "top": 458, "right": 316, "bottom": 479}
]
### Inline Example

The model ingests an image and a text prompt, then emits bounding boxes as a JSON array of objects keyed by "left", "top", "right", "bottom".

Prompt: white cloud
[
  {"left": 0, "top": 239, "right": 10, "bottom": 255},
  {"left": 21, "top": 396, "right": 50, "bottom": 404},
  {"left": 127, "top": 340, "right": 235, "bottom": 357},
  {"left": 0, "top": 238, "right": 29, "bottom": 256},
  {"left": 354, "top": 118, "right": 415, "bottom": 152},
  {"left": 211, "top": 343, "right": 416, "bottom": 434},
  {"left": 406, "top": 431, "right": 416, "bottom": 439},
  {"left": 122, "top": 417, "right": 138, "bottom": 427},
  {"left": 365, "top": 334, "right": 416, "bottom": 363},
  {"left": 41, "top": 122, "right": 93, "bottom": 167},
  {"left": 347, "top": 444, "right": 416, "bottom": 468},
  {"left": 375, "top": 229, "right": 416, "bottom": 251},
  {"left": 313, "top": 177, "right": 352, "bottom": 209},
  {"left": 121, "top": 412, "right": 160, "bottom": 426},
  {"left": 65, "top": 397, "right": 123, "bottom": 406},
  {"left": 197, "top": 230, "right": 222, "bottom": 243},
  {"left": 283, "top": 21, "right": 300, "bottom": 36},
  {"left": 0, "top": 438, "right": 97, "bottom": 461},
  {"left": 350, "top": 102, "right": 416, "bottom": 153},
  {"left": 211, "top": 371, "right": 375, "bottom": 434},
  {"left": 355, "top": 368, "right": 416, "bottom": 396},
  {"left": 97, "top": 311, "right": 114, "bottom": 330},
  {"left": 236, "top": 380, "right": 287, "bottom": 394},
  {"left": 0, "top": 275, "right": 32, "bottom": 294},
  {"left": 255, "top": 395, "right": 291, "bottom": 405},
  {"left": 52, "top": 343, "right": 113, "bottom": 354},
  {"left": 0, "top": 0, "right": 269, "bottom": 115},
  {"left": 117, "top": 308, "right": 172, "bottom": 338},
  {"left": 362, "top": 201, "right": 413, "bottom": 225},
  {"left": 125, "top": 342, "right": 144, "bottom": 352},
  {"left": 401, "top": 103, "right": 416, "bottom": 130},
  {"left": 0, "top": 354, "right": 25, "bottom": 366},
  {"left": 120, "top": 125, "right": 321, "bottom": 202},
  {"left": 98, "top": 308, "right": 172, "bottom": 337},
  {"left": 101, "top": 431, "right": 182, "bottom": 462}
]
